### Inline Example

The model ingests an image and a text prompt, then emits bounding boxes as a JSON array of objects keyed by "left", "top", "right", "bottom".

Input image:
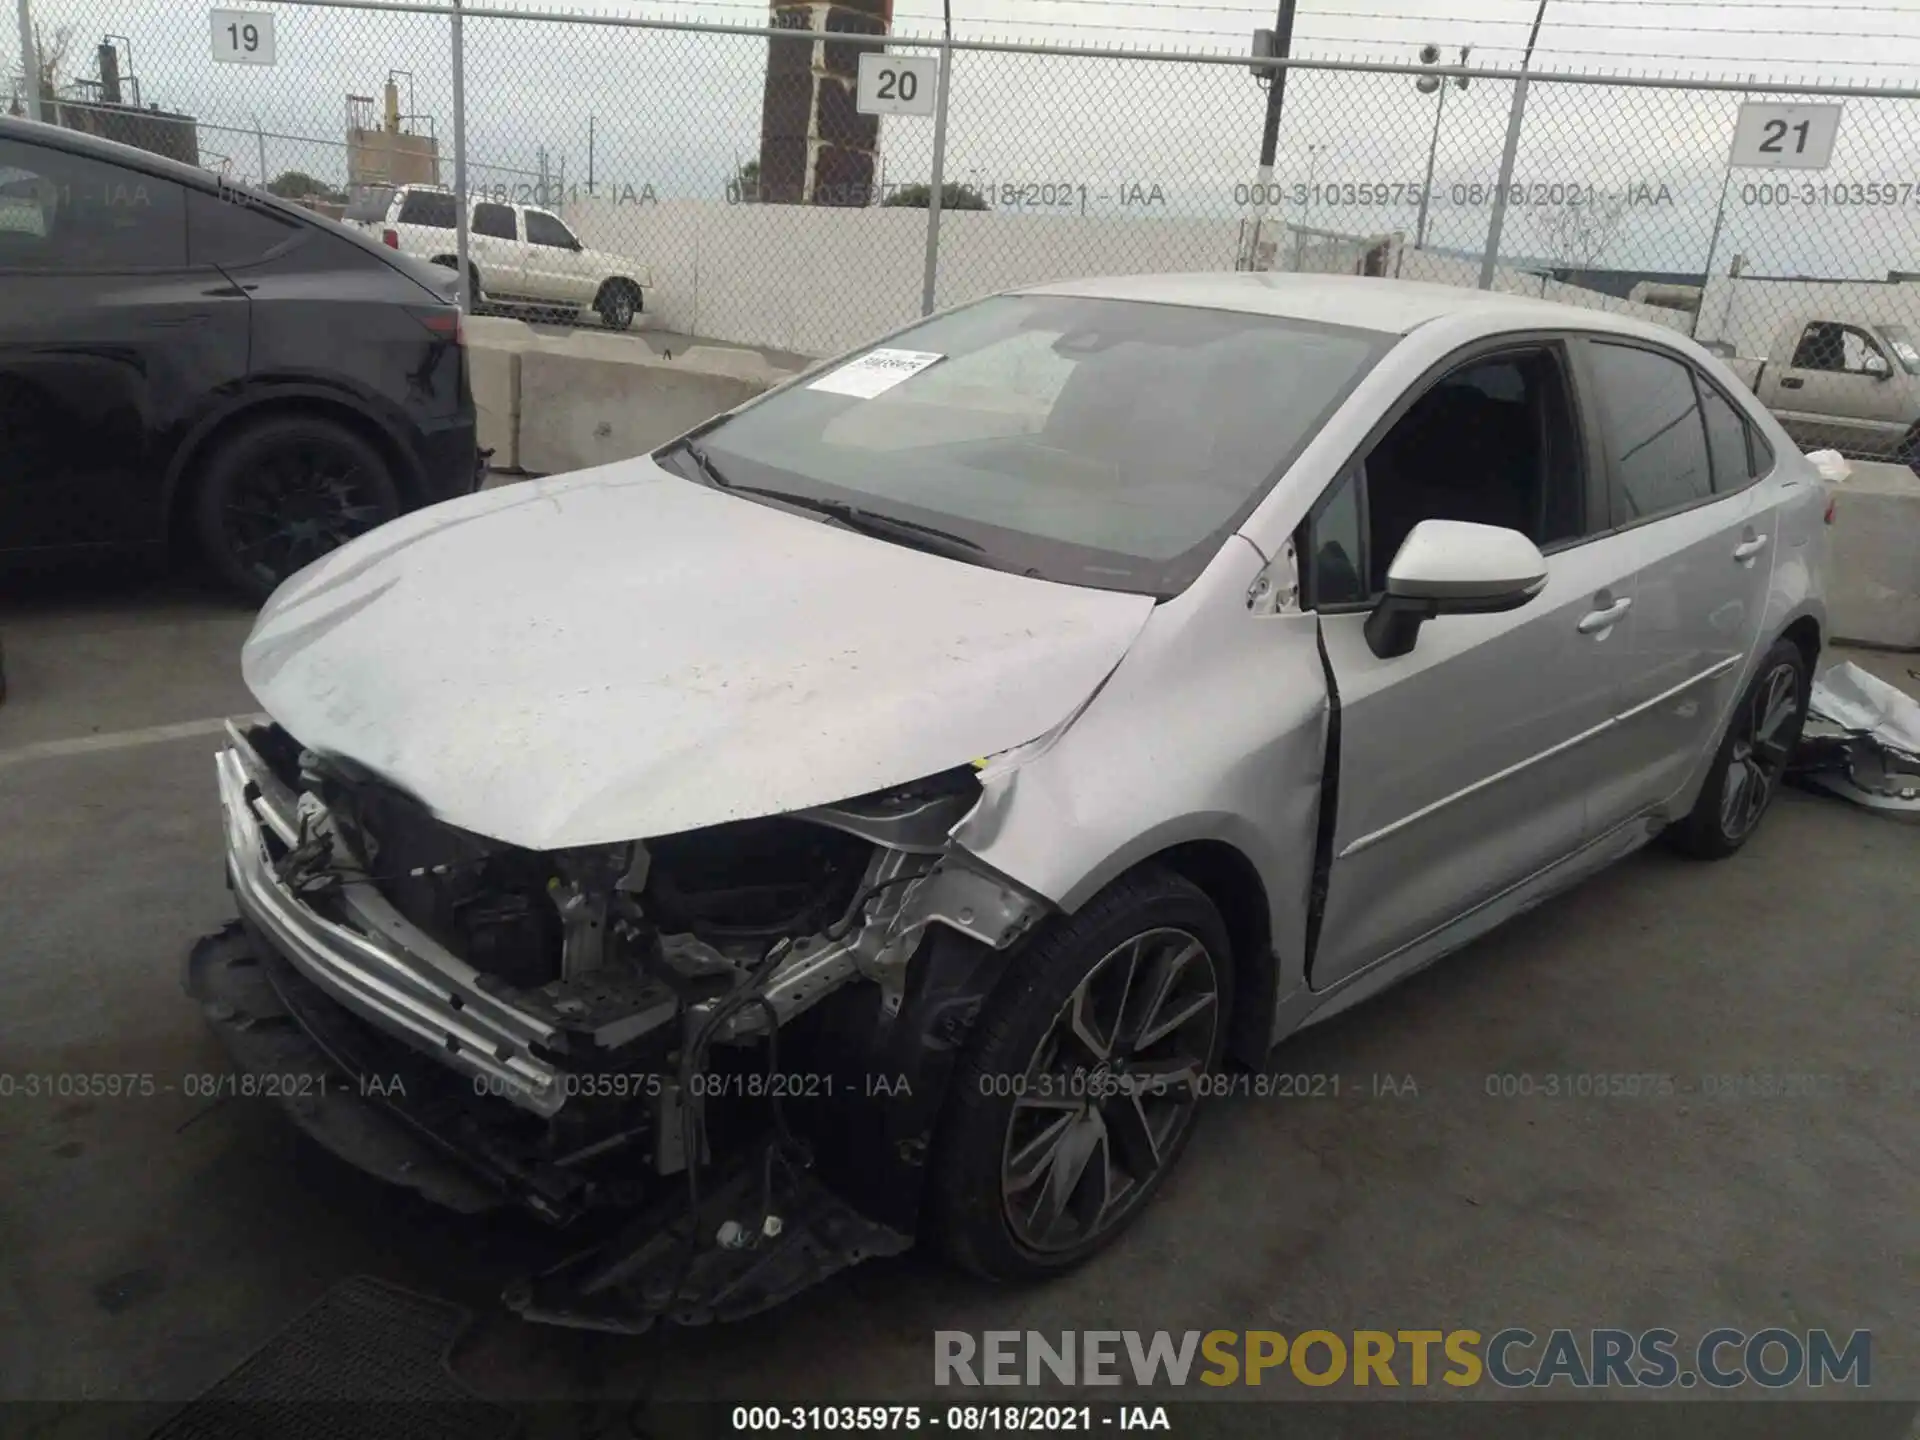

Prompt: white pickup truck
[
  {"left": 1723, "top": 314, "right": 1920, "bottom": 467},
  {"left": 342, "top": 184, "right": 651, "bottom": 330}
]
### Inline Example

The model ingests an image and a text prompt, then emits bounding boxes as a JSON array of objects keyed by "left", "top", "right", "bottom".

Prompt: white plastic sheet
[{"left": 1807, "top": 662, "right": 1920, "bottom": 762}]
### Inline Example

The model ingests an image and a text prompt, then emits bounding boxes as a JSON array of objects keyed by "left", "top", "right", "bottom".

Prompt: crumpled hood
[{"left": 242, "top": 459, "right": 1156, "bottom": 850}]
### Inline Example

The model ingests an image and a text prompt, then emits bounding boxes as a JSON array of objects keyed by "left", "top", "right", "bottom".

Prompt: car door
[
  {"left": 1302, "top": 338, "right": 1646, "bottom": 990},
  {"left": 1574, "top": 340, "right": 1777, "bottom": 825},
  {"left": 523, "top": 208, "right": 589, "bottom": 306},
  {"left": 0, "top": 135, "right": 249, "bottom": 555},
  {"left": 1772, "top": 321, "right": 1901, "bottom": 454},
  {"left": 468, "top": 200, "right": 523, "bottom": 298}
]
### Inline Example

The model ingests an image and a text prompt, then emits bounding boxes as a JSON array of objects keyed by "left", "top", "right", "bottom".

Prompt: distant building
[
  {"left": 31, "top": 40, "right": 199, "bottom": 166},
  {"left": 346, "top": 80, "right": 440, "bottom": 189}
]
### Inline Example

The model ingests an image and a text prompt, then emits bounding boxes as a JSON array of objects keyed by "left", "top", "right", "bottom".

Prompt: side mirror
[
  {"left": 1863, "top": 353, "right": 1890, "bottom": 379},
  {"left": 1363, "top": 519, "right": 1548, "bottom": 659}
]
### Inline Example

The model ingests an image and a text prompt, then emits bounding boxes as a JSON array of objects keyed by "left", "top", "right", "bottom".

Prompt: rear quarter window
[
  {"left": 187, "top": 187, "right": 302, "bottom": 267},
  {"left": 396, "top": 190, "right": 457, "bottom": 228},
  {"left": 343, "top": 185, "right": 393, "bottom": 223}
]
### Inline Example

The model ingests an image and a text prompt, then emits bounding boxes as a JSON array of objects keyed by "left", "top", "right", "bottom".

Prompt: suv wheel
[
  {"left": 1665, "top": 637, "right": 1810, "bottom": 859},
  {"left": 193, "top": 414, "right": 400, "bottom": 601},
  {"left": 596, "top": 280, "right": 640, "bottom": 331},
  {"left": 930, "top": 865, "right": 1231, "bottom": 1281}
]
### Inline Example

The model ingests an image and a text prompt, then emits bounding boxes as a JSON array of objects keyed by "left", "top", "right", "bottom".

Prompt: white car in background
[{"left": 344, "top": 183, "right": 650, "bottom": 330}]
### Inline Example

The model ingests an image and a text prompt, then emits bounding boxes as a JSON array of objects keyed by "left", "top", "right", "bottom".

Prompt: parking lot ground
[{"left": 1, "top": 583, "right": 1916, "bottom": 1426}]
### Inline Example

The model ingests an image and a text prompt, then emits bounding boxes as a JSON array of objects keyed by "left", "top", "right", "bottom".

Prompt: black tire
[
  {"left": 1897, "top": 423, "right": 1920, "bottom": 475},
  {"left": 192, "top": 414, "right": 401, "bottom": 601},
  {"left": 596, "top": 279, "right": 640, "bottom": 331},
  {"left": 929, "top": 865, "right": 1232, "bottom": 1282},
  {"left": 1665, "top": 637, "right": 1811, "bottom": 859}
]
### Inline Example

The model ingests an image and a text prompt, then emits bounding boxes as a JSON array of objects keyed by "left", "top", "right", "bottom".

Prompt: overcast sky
[{"left": 11, "top": 0, "right": 1920, "bottom": 275}]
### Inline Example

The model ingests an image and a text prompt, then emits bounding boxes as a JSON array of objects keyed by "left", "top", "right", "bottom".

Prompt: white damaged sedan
[{"left": 197, "top": 273, "right": 1827, "bottom": 1329}]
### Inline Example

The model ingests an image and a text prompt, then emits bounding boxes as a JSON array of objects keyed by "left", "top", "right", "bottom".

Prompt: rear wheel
[
  {"left": 1896, "top": 423, "right": 1920, "bottom": 475},
  {"left": 930, "top": 866, "right": 1230, "bottom": 1281},
  {"left": 1665, "top": 637, "right": 1810, "bottom": 859},
  {"left": 595, "top": 279, "right": 640, "bottom": 331},
  {"left": 192, "top": 414, "right": 401, "bottom": 601}
]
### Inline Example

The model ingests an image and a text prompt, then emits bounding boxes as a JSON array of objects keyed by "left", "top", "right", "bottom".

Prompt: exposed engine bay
[{"left": 200, "top": 719, "right": 1050, "bottom": 1329}]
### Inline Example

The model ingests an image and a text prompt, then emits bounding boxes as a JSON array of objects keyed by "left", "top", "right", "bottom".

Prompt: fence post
[
  {"left": 450, "top": 0, "right": 471, "bottom": 312},
  {"left": 1478, "top": 73, "right": 1530, "bottom": 290},
  {"left": 16, "top": 0, "right": 43, "bottom": 123},
  {"left": 919, "top": 37, "right": 953, "bottom": 317}
]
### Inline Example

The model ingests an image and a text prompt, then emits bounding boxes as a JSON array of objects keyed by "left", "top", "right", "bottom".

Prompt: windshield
[
  {"left": 1878, "top": 323, "right": 1920, "bottom": 375},
  {"left": 689, "top": 294, "right": 1393, "bottom": 596}
]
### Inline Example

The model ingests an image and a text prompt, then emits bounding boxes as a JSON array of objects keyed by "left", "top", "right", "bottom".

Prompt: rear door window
[
  {"left": 0, "top": 137, "right": 186, "bottom": 270},
  {"left": 397, "top": 189, "right": 457, "bottom": 228},
  {"left": 472, "top": 202, "right": 516, "bottom": 239},
  {"left": 1585, "top": 341, "right": 1713, "bottom": 523}
]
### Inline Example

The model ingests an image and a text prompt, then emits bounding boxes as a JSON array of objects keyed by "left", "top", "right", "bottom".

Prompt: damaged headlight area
[{"left": 197, "top": 718, "right": 1049, "bottom": 1329}]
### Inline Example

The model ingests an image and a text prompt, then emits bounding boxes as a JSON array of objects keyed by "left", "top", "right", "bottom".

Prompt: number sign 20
[{"left": 856, "top": 54, "right": 938, "bottom": 117}]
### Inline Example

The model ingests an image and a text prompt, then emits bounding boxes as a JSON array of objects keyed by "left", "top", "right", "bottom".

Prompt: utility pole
[
  {"left": 1479, "top": 0, "right": 1548, "bottom": 289},
  {"left": 587, "top": 114, "right": 595, "bottom": 197},
  {"left": 1244, "top": 0, "right": 1297, "bottom": 271},
  {"left": 16, "top": 0, "right": 44, "bottom": 122},
  {"left": 1255, "top": 0, "right": 1297, "bottom": 179}
]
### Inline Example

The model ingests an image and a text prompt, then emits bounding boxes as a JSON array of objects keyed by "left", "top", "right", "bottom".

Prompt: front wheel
[
  {"left": 192, "top": 414, "right": 400, "bottom": 601},
  {"left": 1665, "top": 637, "right": 1810, "bottom": 859},
  {"left": 929, "top": 866, "right": 1231, "bottom": 1281},
  {"left": 595, "top": 280, "right": 640, "bottom": 331}
]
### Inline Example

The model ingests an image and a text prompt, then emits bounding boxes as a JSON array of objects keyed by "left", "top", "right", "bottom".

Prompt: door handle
[
  {"left": 1779, "top": 376, "right": 1804, "bottom": 390},
  {"left": 1577, "top": 597, "right": 1633, "bottom": 634},
  {"left": 1733, "top": 533, "right": 1770, "bottom": 564}
]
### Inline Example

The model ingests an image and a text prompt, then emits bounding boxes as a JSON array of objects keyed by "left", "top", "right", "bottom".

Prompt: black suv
[{"left": 0, "top": 117, "right": 479, "bottom": 598}]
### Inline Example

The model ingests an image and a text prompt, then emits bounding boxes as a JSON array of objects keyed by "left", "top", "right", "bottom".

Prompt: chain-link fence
[{"left": 9, "top": 2, "right": 1920, "bottom": 462}]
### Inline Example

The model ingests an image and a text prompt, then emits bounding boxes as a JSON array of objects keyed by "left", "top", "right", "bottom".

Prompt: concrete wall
[
  {"left": 514, "top": 336, "right": 791, "bottom": 476},
  {"left": 1828, "top": 460, "right": 1920, "bottom": 649},
  {"left": 562, "top": 199, "right": 1253, "bottom": 356}
]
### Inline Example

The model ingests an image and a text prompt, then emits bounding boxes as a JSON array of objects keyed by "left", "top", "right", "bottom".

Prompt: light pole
[
  {"left": 1294, "top": 142, "right": 1323, "bottom": 269},
  {"left": 1414, "top": 43, "right": 1469, "bottom": 252}
]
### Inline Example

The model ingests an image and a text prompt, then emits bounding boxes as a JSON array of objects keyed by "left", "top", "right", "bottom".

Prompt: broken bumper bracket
[{"left": 503, "top": 1160, "right": 912, "bottom": 1334}]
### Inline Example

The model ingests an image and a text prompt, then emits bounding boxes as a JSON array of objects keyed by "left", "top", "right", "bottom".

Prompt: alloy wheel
[
  {"left": 220, "top": 438, "right": 392, "bottom": 587},
  {"left": 1720, "top": 660, "right": 1801, "bottom": 841},
  {"left": 1000, "top": 927, "right": 1219, "bottom": 1254}
]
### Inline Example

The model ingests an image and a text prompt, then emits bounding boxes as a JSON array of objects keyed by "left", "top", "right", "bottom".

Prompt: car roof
[{"left": 1019, "top": 271, "right": 1626, "bottom": 337}]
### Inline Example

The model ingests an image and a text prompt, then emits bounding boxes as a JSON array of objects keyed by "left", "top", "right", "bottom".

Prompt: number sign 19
[
  {"left": 1730, "top": 102, "right": 1842, "bottom": 171},
  {"left": 210, "top": 9, "right": 276, "bottom": 65},
  {"left": 856, "top": 53, "right": 938, "bottom": 117}
]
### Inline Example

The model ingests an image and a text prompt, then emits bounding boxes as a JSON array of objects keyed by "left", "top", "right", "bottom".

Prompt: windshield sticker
[{"left": 807, "top": 348, "right": 946, "bottom": 399}]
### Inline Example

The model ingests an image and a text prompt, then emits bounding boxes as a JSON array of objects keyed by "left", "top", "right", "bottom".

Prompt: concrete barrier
[
  {"left": 518, "top": 342, "right": 792, "bottom": 475},
  {"left": 1829, "top": 461, "right": 1920, "bottom": 650},
  {"left": 464, "top": 316, "right": 542, "bottom": 470}
]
